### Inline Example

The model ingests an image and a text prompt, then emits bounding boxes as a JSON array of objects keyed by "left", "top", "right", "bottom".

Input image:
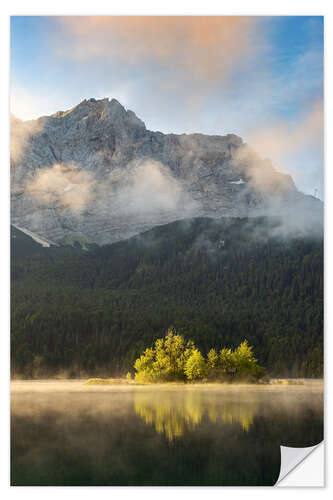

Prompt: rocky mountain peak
[
  {"left": 47, "top": 97, "right": 145, "bottom": 132},
  {"left": 10, "top": 98, "right": 322, "bottom": 245}
]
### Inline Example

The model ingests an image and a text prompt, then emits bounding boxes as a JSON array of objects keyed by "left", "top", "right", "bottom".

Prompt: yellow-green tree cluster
[{"left": 134, "top": 329, "right": 264, "bottom": 383}]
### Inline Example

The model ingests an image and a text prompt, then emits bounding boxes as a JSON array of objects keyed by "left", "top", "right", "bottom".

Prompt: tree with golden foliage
[
  {"left": 134, "top": 330, "right": 264, "bottom": 383},
  {"left": 134, "top": 328, "right": 196, "bottom": 382}
]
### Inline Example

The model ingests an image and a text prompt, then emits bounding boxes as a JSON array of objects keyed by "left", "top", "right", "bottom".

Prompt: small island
[{"left": 86, "top": 329, "right": 267, "bottom": 385}]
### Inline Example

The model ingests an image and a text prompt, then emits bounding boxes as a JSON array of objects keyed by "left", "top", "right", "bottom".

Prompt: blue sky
[{"left": 10, "top": 16, "right": 324, "bottom": 197}]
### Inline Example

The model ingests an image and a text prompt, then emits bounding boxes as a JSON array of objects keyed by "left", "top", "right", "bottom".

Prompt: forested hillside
[{"left": 11, "top": 217, "right": 323, "bottom": 378}]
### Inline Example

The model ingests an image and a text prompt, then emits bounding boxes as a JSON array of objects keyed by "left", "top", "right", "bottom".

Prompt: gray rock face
[{"left": 11, "top": 98, "right": 322, "bottom": 245}]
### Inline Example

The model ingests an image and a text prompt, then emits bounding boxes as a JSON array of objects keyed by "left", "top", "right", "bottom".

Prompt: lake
[{"left": 11, "top": 380, "right": 323, "bottom": 486}]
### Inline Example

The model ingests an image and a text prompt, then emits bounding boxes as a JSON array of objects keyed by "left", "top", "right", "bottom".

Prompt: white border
[{"left": 1, "top": 1, "right": 332, "bottom": 498}]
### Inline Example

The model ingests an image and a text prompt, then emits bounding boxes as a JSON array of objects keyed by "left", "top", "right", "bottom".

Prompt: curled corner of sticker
[{"left": 275, "top": 442, "right": 324, "bottom": 486}]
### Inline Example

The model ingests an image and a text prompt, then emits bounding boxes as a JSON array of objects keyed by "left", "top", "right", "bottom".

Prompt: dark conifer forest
[{"left": 11, "top": 217, "right": 323, "bottom": 378}]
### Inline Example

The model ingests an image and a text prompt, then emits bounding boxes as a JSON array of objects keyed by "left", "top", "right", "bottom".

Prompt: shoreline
[
  {"left": 10, "top": 376, "right": 323, "bottom": 383},
  {"left": 10, "top": 378, "right": 324, "bottom": 393}
]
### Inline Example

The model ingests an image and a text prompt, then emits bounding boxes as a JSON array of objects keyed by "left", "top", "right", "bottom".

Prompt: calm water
[{"left": 11, "top": 380, "right": 323, "bottom": 486}]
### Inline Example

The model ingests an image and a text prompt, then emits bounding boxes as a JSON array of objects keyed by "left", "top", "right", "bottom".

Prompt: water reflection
[
  {"left": 11, "top": 381, "right": 324, "bottom": 486},
  {"left": 134, "top": 390, "right": 256, "bottom": 440}
]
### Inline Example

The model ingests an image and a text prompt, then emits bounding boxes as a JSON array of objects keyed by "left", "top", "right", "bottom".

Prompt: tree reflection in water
[
  {"left": 134, "top": 390, "right": 257, "bottom": 440},
  {"left": 11, "top": 382, "right": 323, "bottom": 486}
]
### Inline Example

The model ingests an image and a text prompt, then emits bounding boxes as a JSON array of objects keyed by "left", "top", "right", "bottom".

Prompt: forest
[{"left": 11, "top": 216, "right": 323, "bottom": 378}]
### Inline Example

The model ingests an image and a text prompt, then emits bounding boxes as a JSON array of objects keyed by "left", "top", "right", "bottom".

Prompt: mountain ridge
[{"left": 11, "top": 97, "right": 322, "bottom": 245}]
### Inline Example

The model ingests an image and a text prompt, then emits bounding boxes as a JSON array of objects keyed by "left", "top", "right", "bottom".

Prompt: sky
[{"left": 10, "top": 16, "right": 324, "bottom": 198}]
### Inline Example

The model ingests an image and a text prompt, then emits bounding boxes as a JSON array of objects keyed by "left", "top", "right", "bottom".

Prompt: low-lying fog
[{"left": 11, "top": 380, "right": 323, "bottom": 486}]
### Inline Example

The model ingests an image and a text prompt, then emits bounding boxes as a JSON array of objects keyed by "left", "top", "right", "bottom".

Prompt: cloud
[
  {"left": 244, "top": 98, "right": 323, "bottom": 196},
  {"left": 230, "top": 145, "right": 295, "bottom": 197},
  {"left": 55, "top": 16, "right": 262, "bottom": 83},
  {"left": 99, "top": 159, "right": 198, "bottom": 218},
  {"left": 10, "top": 114, "right": 43, "bottom": 163},
  {"left": 24, "top": 158, "right": 197, "bottom": 219},
  {"left": 248, "top": 98, "right": 323, "bottom": 160},
  {"left": 10, "top": 85, "right": 64, "bottom": 121},
  {"left": 115, "top": 160, "right": 183, "bottom": 213},
  {"left": 26, "top": 163, "right": 96, "bottom": 214}
]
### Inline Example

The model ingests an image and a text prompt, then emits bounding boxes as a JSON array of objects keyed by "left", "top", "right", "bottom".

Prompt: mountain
[
  {"left": 11, "top": 224, "right": 95, "bottom": 260},
  {"left": 11, "top": 225, "right": 48, "bottom": 259},
  {"left": 11, "top": 98, "right": 322, "bottom": 245},
  {"left": 11, "top": 224, "right": 58, "bottom": 258},
  {"left": 11, "top": 216, "right": 323, "bottom": 378}
]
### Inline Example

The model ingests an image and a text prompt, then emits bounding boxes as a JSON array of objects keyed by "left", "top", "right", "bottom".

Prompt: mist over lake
[{"left": 11, "top": 380, "right": 323, "bottom": 486}]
